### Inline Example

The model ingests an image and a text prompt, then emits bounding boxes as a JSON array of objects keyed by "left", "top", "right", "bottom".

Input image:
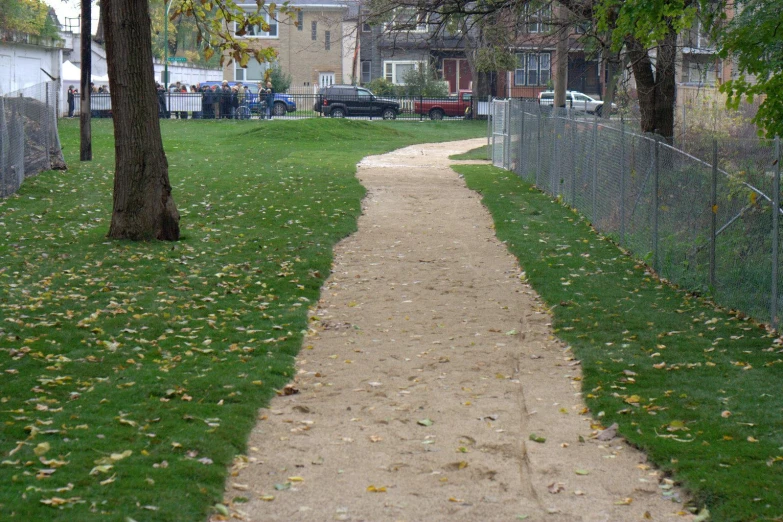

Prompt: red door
[
  {"left": 443, "top": 59, "right": 458, "bottom": 94},
  {"left": 459, "top": 60, "right": 472, "bottom": 91}
]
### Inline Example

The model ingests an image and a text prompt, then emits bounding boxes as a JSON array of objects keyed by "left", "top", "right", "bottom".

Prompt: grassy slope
[
  {"left": 0, "top": 118, "right": 486, "bottom": 521},
  {"left": 454, "top": 162, "right": 783, "bottom": 522}
]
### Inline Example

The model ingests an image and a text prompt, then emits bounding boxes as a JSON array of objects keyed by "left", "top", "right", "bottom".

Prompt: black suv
[{"left": 314, "top": 85, "right": 399, "bottom": 119}]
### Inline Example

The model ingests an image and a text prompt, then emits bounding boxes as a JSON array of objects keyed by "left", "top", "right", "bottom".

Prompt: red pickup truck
[{"left": 414, "top": 90, "right": 473, "bottom": 120}]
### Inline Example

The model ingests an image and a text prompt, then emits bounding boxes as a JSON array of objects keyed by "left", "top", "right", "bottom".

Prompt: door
[
  {"left": 458, "top": 60, "right": 472, "bottom": 91},
  {"left": 355, "top": 87, "right": 374, "bottom": 116},
  {"left": 319, "top": 73, "right": 335, "bottom": 87},
  {"left": 0, "top": 55, "right": 11, "bottom": 94},
  {"left": 443, "top": 59, "right": 473, "bottom": 94}
]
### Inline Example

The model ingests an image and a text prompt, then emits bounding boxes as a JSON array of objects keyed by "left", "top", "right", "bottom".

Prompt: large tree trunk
[
  {"left": 103, "top": 0, "right": 180, "bottom": 241},
  {"left": 626, "top": 26, "right": 677, "bottom": 141}
]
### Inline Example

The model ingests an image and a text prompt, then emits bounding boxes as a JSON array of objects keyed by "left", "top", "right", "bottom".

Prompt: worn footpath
[{"left": 217, "top": 139, "right": 690, "bottom": 521}]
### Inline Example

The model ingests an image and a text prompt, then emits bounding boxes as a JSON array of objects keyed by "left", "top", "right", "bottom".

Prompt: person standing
[
  {"left": 264, "top": 80, "right": 274, "bottom": 120},
  {"left": 67, "top": 85, "right": 76, "bottom": 117}
]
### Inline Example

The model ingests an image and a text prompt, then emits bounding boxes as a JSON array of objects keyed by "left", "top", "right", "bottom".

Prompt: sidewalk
[{"left": 217, "top": 139, "right": 689, "bottom": 521}]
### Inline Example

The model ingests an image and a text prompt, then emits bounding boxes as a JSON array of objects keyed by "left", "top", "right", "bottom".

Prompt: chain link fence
[
  {"left": 490, "top": 99, "right": 782, "bottom": 328},
  {"left": 1, "top": 81, "right": 65, "bottom": 198}
]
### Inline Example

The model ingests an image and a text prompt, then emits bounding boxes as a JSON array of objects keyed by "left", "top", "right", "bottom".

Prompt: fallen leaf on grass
[
  {"left": 624, "top": 395, "right": 641, "bottom": 405},
  {"left": 40, "top": 496, "right": 81, "bottom": 506}
]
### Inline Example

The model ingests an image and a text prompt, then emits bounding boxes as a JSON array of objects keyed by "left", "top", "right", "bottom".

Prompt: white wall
[{"left": 0, "top": 41, "right": 62, "bottom": 95}]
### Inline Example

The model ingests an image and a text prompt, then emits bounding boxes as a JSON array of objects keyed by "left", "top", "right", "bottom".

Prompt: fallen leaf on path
[
  {"left": 529, "top": 434, "right": 546, "bottom": 443},
  {"left": 418, "top": 419, "right": 434, "bottom": 427},
  {"left": 548, "top": 482, "right": 565, "bottom": 494},
  {"left": 596, "top": 423, "right": 619, "bottom": 441},
  {"left": 260, "top": 495, "right": 275, "bottom": 502},
  {"left": 614, "top": 497, "right": 633, "bottom": 505},
  {"left": 367, "top": 485, "right": 387, "bottom": 492}
]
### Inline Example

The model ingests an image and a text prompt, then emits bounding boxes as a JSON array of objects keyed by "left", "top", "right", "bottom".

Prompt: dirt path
[{"left": 220, "top": 139, "right": 689, "bottom": 521}]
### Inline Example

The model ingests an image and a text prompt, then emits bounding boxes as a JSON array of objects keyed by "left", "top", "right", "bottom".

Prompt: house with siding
[
  {"left": 226, "top": 1, "right": 359, "bottom": 89},
  {"left": 359, "top": 6, "right": 472, "bottom": 94}
]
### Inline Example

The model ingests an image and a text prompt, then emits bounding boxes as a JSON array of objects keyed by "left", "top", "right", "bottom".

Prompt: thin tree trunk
[
  {"left": 104, "top": 0, "right": 180, "bottom": 241},
  {"left": 601, "top": 55, "right": 620, "bottom": 120},
  {"left": 554, "top": 21, "right": 569, "bottom": 108}
]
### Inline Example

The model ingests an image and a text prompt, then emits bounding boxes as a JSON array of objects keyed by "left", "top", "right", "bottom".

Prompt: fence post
[
  {"left": 419, "top": 94, "right": 423, "bottom": 122},
  {"left": 710, "top": 139, "right": 718, "bottom": 290},
  {"left": 552, "top": 109, "right": 559, "bottom": 196},
  {"left": 503, "top": 100, "right": 511, "bottom": 170},
  {"left": 518, "top": 100, "right": 525, "bottom": 177},
  {"left": 571, "top": 115, "right": 576, "bottom": 206},
  {"left": 592, "top": 112, "right": 598, "bottom": 225},
  {"left": 653, "top": 134, "right": 660, "bottom": 273},
  {"left": 536, "top": 105, "right": 541, "bottom": 188},
  {"left": 772, "top": 136, "right": 781, "bottom": 330},
  {"left": 620, "top": 118, "right": 626, "bottom": 246},
  {"left": 45, "top": 84, "right": 52, "bottom": 170},
  {"left": 487, "top": 96, "right": 492, "bottom": 161}
]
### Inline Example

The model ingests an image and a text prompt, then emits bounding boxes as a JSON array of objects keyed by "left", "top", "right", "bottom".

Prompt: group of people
[
  {"left": 155, "top": 80, "right": 276, "bottom": 120},
  {"left": 66, "top": 82, "right": 110, "bottom": 118}
]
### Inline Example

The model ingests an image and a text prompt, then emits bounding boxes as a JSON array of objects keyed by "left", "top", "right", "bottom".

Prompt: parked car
[
  {"left": 314, "top": 85, "right": 399, "bottom": 119},
  {"left": 414, "top": 90, "right": 473, "bottom": 119},
  {"left": 198, "top": 81, "right": 297, "bottom": 116},
  {"left": 538, "top": 90, "right": 616, "bottom": 116}
]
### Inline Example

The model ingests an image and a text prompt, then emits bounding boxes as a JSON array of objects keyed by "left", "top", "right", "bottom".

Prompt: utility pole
[
  {"left": 80, "top": 0, "right": 92, "bottom": 161},
  {"left": 164, "top": 0, "right": 172, "bottom": 89}
]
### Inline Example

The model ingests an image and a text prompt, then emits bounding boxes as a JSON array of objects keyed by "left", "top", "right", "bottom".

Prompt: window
[
  {"left": 514, "top": 52, "right": 551, "bottom": 86},
  {"left": 384, "top": 8, "right": 428, "bottom": 33},
  {"left": 361, "top": 61, "right": 372, "bottom": 84},
  {"left": 297, "top": 11, "right": 303, "bottom": 30},
  {"left": 236, "top": 10, "right": 278, "bottom": 38},
  {"left": 525, "top": 4, "right": 551, "bottom": 34},
  {"left": 311, "top": 21, "right": 317, "bottom": 40},
  {"left": 361, "top": 10, "right": 371, "bottom": 32},
  {"left": 384, "top": 60, "right": 420, "bottom": 84},
  {"left": 325, "top": 30, "right": 331, "bottom": 50},
  {"left": 235, "top": 59, "right": 271, "bottom": 82},
  {"left": 687, "top": 61, "right": 721, "bottom": 86}
]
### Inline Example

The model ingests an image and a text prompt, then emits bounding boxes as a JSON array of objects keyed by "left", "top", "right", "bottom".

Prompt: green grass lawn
[
  {"left": 0, "top": 118, "right": 486, "bottom": 521},
  {"left": 453, "top": 161, "right": 783, "bottom": 522}
]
